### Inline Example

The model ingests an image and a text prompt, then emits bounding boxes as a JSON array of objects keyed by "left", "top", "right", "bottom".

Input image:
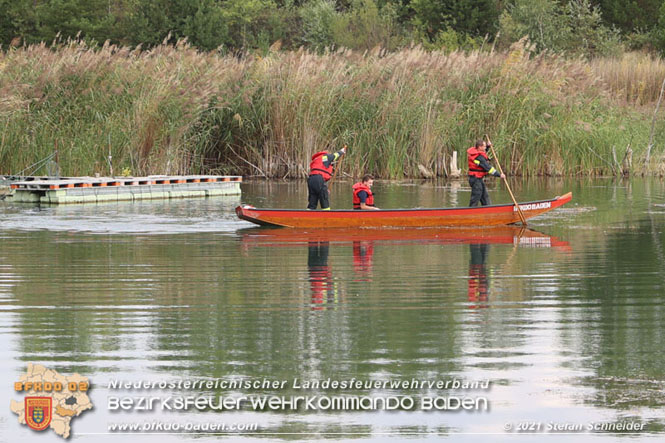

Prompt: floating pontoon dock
[{"left": 3, "top": 175, "right": 242, "bottom": 204}]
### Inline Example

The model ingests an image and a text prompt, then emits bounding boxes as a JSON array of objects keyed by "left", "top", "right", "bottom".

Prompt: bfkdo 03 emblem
[{"left": 25, "top": 397, "right": 52, "bottom": 431}]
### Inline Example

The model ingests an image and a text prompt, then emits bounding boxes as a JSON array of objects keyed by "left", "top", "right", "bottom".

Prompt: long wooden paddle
[
  {"left": 485, "top": 135, "right": 527, "bottom": 226},
  {"left": 327, "top": 144, "right": 347, "bottom": 192}
]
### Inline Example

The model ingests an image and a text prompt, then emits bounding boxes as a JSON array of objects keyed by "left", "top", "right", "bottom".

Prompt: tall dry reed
[
  {"left": 1, "top": 40, "right": 663, "bottom": 178},
  {"left": 591, "top": 51, "right": 665, "bottom": 106}
]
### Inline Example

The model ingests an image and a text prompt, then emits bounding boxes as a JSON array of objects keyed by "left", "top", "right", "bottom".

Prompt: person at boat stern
[
  {"left": 352, "top": 174, "right": 380, "bottom": 210},
  {"left": 307, "top": 147, "right": 346, "bottom": 210},
  {"left": 467, "top": 140, "right": 505, "bottom": 206}
]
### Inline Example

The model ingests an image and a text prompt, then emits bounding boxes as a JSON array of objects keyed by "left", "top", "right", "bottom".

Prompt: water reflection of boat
[
  {"left": 236, "top": 193, "right": 572, "bottom": 228},
  {"left": 239, "top": 226, "right": 571, "bottom": 249}
]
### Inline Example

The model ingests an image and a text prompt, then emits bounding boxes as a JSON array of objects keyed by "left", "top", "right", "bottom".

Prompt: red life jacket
[
  {"left": 309, "top": 151, "right": 333, "bottom": 181},
  {"left": 467, "top": 146, "right": 489, "bottom": 178},
  {"left": 352, "top": 182, "right": 374, "bottom": 209}
]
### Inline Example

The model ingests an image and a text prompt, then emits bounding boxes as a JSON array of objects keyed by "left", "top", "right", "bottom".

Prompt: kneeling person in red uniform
[
  {"left": 467, "top": 140, "right": 505, "bottom": 206},
  {"left": 352, "top": 174, "right": 380, "bottom": 210},
  {"left": 308, "top": 147, "right": 347, "bottom": 210}
]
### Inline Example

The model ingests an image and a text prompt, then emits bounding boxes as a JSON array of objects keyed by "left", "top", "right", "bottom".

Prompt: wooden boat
[
  {"left": 240, "top": 226, "right": 571, "bottom": 250},
  {"left": 235, "top": 192, "right": 572, "bottom": 228}
]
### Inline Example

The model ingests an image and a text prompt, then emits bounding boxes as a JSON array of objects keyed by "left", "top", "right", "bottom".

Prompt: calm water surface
[{"left": 1, "top": 178, "right": 664, "bottom": 442}]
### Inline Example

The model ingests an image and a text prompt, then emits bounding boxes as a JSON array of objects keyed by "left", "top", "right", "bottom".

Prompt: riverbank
[{"left": 1, "top": 41, "right": 664, "bottom": 179}]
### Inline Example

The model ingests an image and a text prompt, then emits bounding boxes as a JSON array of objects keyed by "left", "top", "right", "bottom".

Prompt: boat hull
[{"left": 235, "top": 192, "right": 572, "bottom": 228}]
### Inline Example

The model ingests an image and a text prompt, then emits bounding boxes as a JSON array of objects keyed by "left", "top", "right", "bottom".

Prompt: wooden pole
[
  {"left": 485, "top": 135, "right": 527, "bottom": 226},
  {"left": 327, "top": 145, "right": 347, "bottom": 191}
]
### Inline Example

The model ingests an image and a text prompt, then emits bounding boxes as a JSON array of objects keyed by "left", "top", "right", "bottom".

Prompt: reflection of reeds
[{"left": 0, "top": 41, "right": 662, "bottom": 178}]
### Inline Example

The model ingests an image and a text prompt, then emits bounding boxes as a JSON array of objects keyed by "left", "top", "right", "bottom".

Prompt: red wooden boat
[{"left": 235, "top": 192, "right": 572, "bottom": 228}]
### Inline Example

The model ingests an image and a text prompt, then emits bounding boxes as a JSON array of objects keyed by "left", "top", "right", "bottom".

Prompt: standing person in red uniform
[
  {"left": 307, "top": 147, "right": 347, "bottom": 210},
  {"left": 467, "top": 140, "right": 505, "bottom": 206},
  {"left": 352, "top": 174, "right": 380, "bottom": 210}
]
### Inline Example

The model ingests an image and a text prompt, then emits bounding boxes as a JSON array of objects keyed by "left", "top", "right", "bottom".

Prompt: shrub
[
  {"left": 330, "top": 0, "right": 397, "bottom": 51},
  {"left": 298, "top": 0, "right": 338, "bottom": 51},
  {"left": 498, "top": 0, "right": 622, "bottom": 57}
]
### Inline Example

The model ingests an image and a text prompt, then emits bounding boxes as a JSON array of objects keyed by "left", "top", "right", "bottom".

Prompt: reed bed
[
  {"left": 591, "top": 51, "right": 665, "bottom": 106},
  {"left": 1, "top": 41, "right": 663, "bottom": 178}
]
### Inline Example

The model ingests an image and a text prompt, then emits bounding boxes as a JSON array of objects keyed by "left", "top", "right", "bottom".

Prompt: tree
[
  {"left": 35, "top": 0, "right": 120, "bottom": 43},
  {"left": 183, "top": 1, "right": 228, "bottom": 50},
  {"left": 220, "top": 0, "right": 278, "bottom": 50},
  {"left": 593, "top": 0, "right": 661, "bottom": 34},
  {"left": 0, "top": 0, "right": 39, "bottom": 45},
  {"left": 129, "top": 0, "right": 200, "bottom": 47},
  {"left": 375, "top": 0, "right": 416, "bottom": 25},
  {"left": 410, "top": 0, "right": 501, "bottom": 41},
  {"left": 498, "top": 0, "right": 569, "bottom": 52},
  {"left": 330, "top": 0, "right": 397, "bottom": 50},
  {"left": 299, "top": 0, "right": 338, "bottom": 50},
  {"left": 0, "top": 0, "right": 127, "bottom": 46},
  {"left": 656, "top": 2, "right": 665, "bottom": 54},
  {"left": 565, "top": 0, "right": 621, "bottom": 57},
  {"left": 498, "top": 0, "right": 621, "bottom": 57}
]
